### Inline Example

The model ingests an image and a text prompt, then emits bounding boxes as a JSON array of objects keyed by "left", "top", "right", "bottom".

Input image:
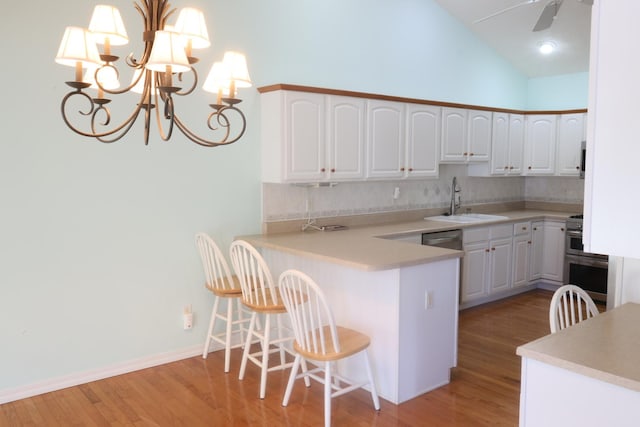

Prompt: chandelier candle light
[{"left": 55, "top": 1, "right": 252, "bottom": 147}]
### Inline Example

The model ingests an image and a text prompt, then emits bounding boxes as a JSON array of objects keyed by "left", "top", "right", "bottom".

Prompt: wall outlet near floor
[{"left": 183, "top": 305, "right": 193, "bottom": 330}]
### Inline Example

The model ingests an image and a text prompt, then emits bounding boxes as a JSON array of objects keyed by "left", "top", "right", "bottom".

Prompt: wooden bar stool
[{"left": 195, "top": 233, "right": 250, "bottom": 372}]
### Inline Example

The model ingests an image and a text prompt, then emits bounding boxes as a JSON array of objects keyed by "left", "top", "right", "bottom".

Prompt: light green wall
[
  {"left": 0, "top": 0, "right": 582, "bottom": 394},
  {"left": 527, "top": 72, "right": 590, "bottom": 110}
]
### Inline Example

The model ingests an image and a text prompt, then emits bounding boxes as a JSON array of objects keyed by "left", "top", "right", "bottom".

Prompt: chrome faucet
[{"left": 449, "top": 176, "right": 461, "bottom": 216}]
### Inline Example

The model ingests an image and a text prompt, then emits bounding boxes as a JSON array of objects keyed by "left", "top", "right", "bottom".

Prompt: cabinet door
[
  {"left": 366, "top": 100, "right": 405, "bottom": 179},
  {"left": 513, "top": 233, "right": 532, "bottom": 288},
  {"left": 327, "top": 96, "right": 365, "bottom": 180},
  {"left": 525, "top": 115, "right": 557, "bottom": 175},
  {"left": 508, "top": 114, "right": 525, "bottom": 175},
  {"left": 440, "top": 107, "right": 468, "bottom": 162},
  {"left": 529, "top": 222, "right": 545, "bottom": 281},
  {"left": 556, "top": 113, "right": 585, "bottom": 176},
  {"left": 489, "top": 237, "right": 512, "bottom": 293},
  {"left": 406, "top": 104, "right": 440, "bottom": 178},
  {"left": 467, "top": 110, "right": 492, "bottom": 162},
  {"left": 490, "top": 112, "right": 509, "bottom": 175},
  {"left": 462, "top": 241, "right": 489, "bottom": 303},
  {"left": 284, "top": 92, "right": 326, "bottom": 182},
  {"left": 542, "top": 221, "right": 566, "bottom": 282}
]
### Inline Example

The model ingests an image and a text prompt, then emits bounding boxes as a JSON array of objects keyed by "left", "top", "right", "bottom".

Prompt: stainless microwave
[{"left": 580, "top": 140, "right": 586, "bottom": 179}]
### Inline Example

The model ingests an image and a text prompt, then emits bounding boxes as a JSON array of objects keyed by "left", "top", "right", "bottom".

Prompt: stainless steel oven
[{"left": 564, "top": 214, "right": 608, "bottom": 302}]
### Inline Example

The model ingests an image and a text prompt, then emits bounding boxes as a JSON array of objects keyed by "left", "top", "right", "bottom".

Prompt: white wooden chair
[
  {"left": 549, "top": 284, "right": 599, "bottom": 333},
  {"left": 278, "top": 269, "right": 380, "bottom": 427},
  {"left": 195, "top": 233, "right": 251, "bottom": 372},
  {"left": 229, "top": 239, "right": 295, "bottom": 399}
]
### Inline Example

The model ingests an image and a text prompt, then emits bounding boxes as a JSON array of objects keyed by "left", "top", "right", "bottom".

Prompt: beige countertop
[
  {"left": 517, "top": 303, "right": 640, "bottom": 392},
  {"left": 239, "top": 209, "right": 574, "bottom": 272}
]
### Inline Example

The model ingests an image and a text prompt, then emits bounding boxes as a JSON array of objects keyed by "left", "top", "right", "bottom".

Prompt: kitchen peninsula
[{"left": 239, "top": 209, "right": 572, "bottom": 404}]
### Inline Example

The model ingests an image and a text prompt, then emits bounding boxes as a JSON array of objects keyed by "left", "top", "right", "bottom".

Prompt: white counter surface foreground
[{"left": 517, "top": 303, "right": 640, "bottom": 427}]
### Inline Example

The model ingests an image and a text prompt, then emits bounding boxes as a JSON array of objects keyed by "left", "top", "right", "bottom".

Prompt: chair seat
[
  {"left": 241, "top": 288, "right": 288, "bottom": 313},
  {"left": 209, "top": 275, "right": 243, "bottom": 297},
  {"left": 294, "top": 326, "right": 371, "bottom": 362}
]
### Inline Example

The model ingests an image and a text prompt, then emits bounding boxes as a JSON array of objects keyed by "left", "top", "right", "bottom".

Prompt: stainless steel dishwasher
[{"left": 421, "top": 229, "right": 463, "bottom": 250}]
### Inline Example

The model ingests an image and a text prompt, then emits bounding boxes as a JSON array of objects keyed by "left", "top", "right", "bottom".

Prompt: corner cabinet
[
  {"left": 556, "top": 113, "right": 586, "bottom": 177},
  {"left": 524, "top": 114, "right": 557, "bottom": 175}
]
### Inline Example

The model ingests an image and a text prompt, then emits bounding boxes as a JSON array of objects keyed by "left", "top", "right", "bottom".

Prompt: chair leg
[
  {"left": 324, "top": 361, "right": 332, "bottom": 427},
  {"left": 236, "top": 299, "right": 246, "bottom": 348},
  {"left": 202, "top": 296, "right": 220, "bottom": 359},
  {"left": 363, "top": 349, "right": 381, "bottom": 411},
  {"left": 259, "top": 314, "right": 272, "bottom": 399},
  {"left": 239, "top": 312, "right": 257, "bottom": 381},
  {"left": 277, "top": 313, "right": 286, "bottom": 367},
  {"left": 282, "top": 354, "right": 301, "bottom": 407},
  {"left": 223, "top": 297, "right": 233, "bottom": 373},
  {"left": 301, "top": 359, "right": 311, "bottom": 387}
]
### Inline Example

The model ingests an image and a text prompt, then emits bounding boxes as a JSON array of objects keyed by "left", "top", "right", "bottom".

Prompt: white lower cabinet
[
  {"left": 462, "top": 219, "right": 562, "bottom": 307},
  {"left": 512, "top": 221, "right": 532, "bottom": 288},
  {"left": 529, "top": 220, "right": 565, "bottom": 284},
  {"left": 461, "top": 224, "right": 512, "bottom": 304}
]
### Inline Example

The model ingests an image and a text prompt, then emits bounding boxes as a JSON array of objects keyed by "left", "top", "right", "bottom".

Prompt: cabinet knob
[
  {"left": 504, "top": 166, "right": 508, "bottom": 170},
  {"left": 533, "top": 227, "right": 537, "bottom": 231},
  {"left": 485, "top": 249, "right": 490, "bottom": 253},
  {"left": 408, "top": 168, "right": 413, "bottom": 172},
  {"left": 561, "top": 228, "right": 565, "bottom": 232},
  {"left": 528, "top": 166, "right": 532, "bottom": 170},
  {"left": 509, "top": 166, "right": 514, "bottom": 170},
  {"left": 491, "top": 247, "right": 496, "bottom": 251},
  {"left": 469, "top": 153, "right": 474, "bottom": 156},
  {"left": 576, "top": 166, "right": 580, "bottom": 170},
  {"left": 463, "top": 152, "right": 468, "bottom": 156},
  {"left": 400, "top": 167, "right": 405, "bottom": 171},
  {"left": 522, "top": 227, "right": 527, "bottom": 230},
  {"left": 528, "top": 241, "right": 532, "bottom": 244},
  {"left": 331, "top": 168, "right": 336, "bottom": 173},
  {"left": 321, "top": 168, "right": 326, "bottom": 172}
]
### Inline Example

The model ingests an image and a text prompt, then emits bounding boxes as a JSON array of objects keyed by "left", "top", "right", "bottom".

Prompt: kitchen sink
[{"left": 424, "top": 213, "right": 509, "bottom": 224}]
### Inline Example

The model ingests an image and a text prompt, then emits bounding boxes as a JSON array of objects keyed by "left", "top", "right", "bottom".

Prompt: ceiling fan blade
[
  {"left": 473, "top": 0, "right": 540, "bottom": 24},
  {"left": 532, "top": 0, "right": 563, "bottom": 32}
]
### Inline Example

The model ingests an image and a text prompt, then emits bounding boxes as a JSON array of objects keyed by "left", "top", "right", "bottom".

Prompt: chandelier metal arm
[{"left": 172, "top": 105, "right": 247, "bottom": 147}]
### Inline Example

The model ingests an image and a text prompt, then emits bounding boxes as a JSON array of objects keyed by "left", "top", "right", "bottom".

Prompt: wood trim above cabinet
[{"left": 257, "top": 84, "right": 588, "bottom": 116}]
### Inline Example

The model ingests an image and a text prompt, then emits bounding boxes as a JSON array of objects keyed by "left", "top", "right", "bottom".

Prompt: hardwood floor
[{"left": 0, "top": 290, "right": 557, "bottom": 426}]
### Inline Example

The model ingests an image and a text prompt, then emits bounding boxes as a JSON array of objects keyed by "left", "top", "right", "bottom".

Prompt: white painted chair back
[
  {"left": 229, "top": 240, "right": 279, "bottom": 309},
  {"left": 195, "top": 233, "right": 236, "bottom": 293},
  {"left": 278, "top": 269, "right": 340, "bottom": 355},
  {"left": 549, "top": 284, "right": 599, "bottom": 333}
]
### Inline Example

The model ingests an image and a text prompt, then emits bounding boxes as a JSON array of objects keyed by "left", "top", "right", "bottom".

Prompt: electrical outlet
[
  {"left": 183, "top": 305, "right": 193, "bottom": 330},
  {"left": 393, "top": 187, "right": 400, "bottom": 200}
]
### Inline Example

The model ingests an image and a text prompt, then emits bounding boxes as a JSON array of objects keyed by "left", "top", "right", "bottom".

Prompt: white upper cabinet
[
  {"left": 261, "top": 91, "right": 365, "bottom": 183},
  {"left": 467, "top": 110, "right": 492, "bottom": 162},
  {"left": 441, "top": 108, "right": 491, "bottom": 163},
  {"left": 405, "top": 104, "right": 440, "bottom": 178},
  {"left": 366, "top": 100, "right": 406, "bottom": 179},
  {"left": 488, "top": 113, "right": 524, "bottom": 175},
  {"left": 556, "top": 113, "right": 585, "bottom": 176},
  {"left": 524, "top": 114, "right": 557, "bottom": 175},
  {"left": 440, "top": 107, "right": 468, "bottom": 162},
  {"left": 327, "top": 96, "right": 366, "bottom": 181}
]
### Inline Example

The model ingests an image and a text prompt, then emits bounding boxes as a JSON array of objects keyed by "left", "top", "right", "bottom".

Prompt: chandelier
[{"left": 55, "top": 1, "right": 251, "bottom": 147}]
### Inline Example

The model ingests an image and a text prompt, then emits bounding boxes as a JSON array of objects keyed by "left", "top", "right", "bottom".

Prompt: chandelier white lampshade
[
  {"left": 55, "top": 26, "right": 102, "bottom": 69},
  {"left": 222, "top": 51, "right": 252, "bottom": 89},
  {"left": 85, "top": 65, "right": 121, "bottom": 90},
  {"left": 88, "top": 5, "right": 129, "bottom": 47},
  {"left": 174, "top": 7, "right": 210, "bottom": 52},
  {"left": 130, "top": 68, "right": 157, "bottom": 94},
  {"left": 202, "top": 61, "right": 230, "bottom": 104},
  {"left": 146, "top": 30, "right": 191, "bottom": 74}
]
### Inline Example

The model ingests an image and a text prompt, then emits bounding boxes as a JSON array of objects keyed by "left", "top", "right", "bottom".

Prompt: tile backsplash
[{"left": 263, "top": 165, "right": 584, "bottom": 222}]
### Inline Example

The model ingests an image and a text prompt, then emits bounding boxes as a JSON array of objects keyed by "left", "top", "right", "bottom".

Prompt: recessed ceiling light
[{"left": 539, "top": 41, "right": 556, "bottom": 55}]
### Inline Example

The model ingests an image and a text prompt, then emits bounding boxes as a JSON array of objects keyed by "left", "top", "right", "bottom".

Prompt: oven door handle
[
  {"left": 565, "top": 254, "right": 609, "bottom": 268},
  {"left": 566, "top": 230, "right": 583, "bottom": 238}
]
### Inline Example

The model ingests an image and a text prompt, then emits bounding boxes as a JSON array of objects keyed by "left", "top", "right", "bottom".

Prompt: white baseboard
[{"left": 0, "top": 345, "right": 203, "bottom": 405}]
